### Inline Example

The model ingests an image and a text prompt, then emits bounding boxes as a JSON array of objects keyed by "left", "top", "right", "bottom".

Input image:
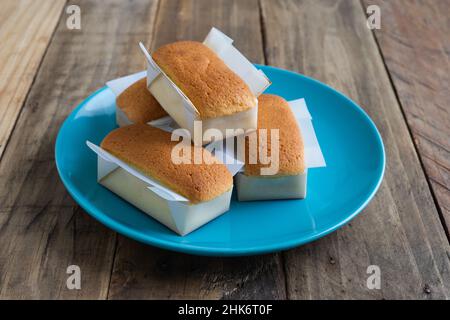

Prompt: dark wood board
[
  {"left": 362, "top": 0, "right": 450, "bottom": 236},
  {"left": 260, "top": 0, "right": 450, "bottom": 299},
  {"left": 0, "top": 0, "right": 448, "bottom": 300},
  {"left": 0, "top": 0, "right": 159, "bottom": 299}
]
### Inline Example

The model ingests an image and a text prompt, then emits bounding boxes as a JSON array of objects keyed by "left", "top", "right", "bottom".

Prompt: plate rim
[{"left": 55, "top": 65, "right": 386, "bottom": 256}]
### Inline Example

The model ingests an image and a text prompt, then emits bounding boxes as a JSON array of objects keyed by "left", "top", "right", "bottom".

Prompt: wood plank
[
  {"left": 0, "top": 0, "right": 66, "bottom": 160},
  {"left": 260, "top": 0, "right": 450, "bottom": 299},
  {"left": 0, "top": 0, "right": 159, "bottom": 299},
  {"left": 362, "top": 0, "right": 450, "bottom": 235},
  {"left": 107, "top": 0, "right": 286, "bottom": 300}
]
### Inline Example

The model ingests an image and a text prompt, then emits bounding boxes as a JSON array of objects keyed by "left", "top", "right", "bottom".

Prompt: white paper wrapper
[
  {"left": 289, "top": 98, "right": 326, "bottom": 169},
  {"left": 106, "top": 70, "right": 146, "bottom": 97},
  {"left": 236, "top": 170, "right": 308, "bottom": 201},
  {"left": 139, "top": 27, "right": 271, "bottom": 144},
  {"left": 87, "top": 141, "right": 237, "bottom": 235},
  {"left": 203, "top": 28, "right": 270, "bottom": 97}
]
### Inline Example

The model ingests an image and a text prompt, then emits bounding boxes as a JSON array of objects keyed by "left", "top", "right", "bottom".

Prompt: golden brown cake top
[
  {"left": 152, "top": 41, "right": 257, "bottom": 119},
  {"left": 244, "top": 94, "right": 305, "bottom": 176},
  {"left": 116, "top": 78, "right": 167, "bottom": 123},
  {"left": 100, "top": 124, "right": 233, "bottom": 203}
]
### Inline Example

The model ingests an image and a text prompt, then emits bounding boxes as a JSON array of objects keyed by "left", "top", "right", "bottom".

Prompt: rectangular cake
[
  {"left": 139, "top": 28, "right": 270, "bottom": 145},
  {"left": 236, "top": 94, "right": 307, "bottom": 201},
  {"left": 89, "top": 124, "right": 234, "bottom": 235},
  {"left": 115, "top": 77, "right": 168, "bottom": 127}
]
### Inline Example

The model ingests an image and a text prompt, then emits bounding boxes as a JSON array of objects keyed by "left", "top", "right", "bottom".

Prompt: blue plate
[{"left": 55, "top": 65, "right": 385, "bottom": 256}]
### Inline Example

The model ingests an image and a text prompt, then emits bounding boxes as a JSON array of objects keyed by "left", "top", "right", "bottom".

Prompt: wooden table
[{"left": 0, "top": 0, "right": 449, "bottom": 299}]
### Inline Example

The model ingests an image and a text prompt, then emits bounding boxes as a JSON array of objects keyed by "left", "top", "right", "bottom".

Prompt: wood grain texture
[
  {"left": 260, "top": 0, "right": 450, "bottom": 299},
  {"left": 0, "top": 0, "right": 66, "bottom": 160},
  {"left": 0, "top": 0, "right": 159, "bottom": 299},
  {"left": 1, "top": 0, "right": 448, "bottom": 300},
  {"left": 107, "top": 0, "right": 286, "bottom": 300},
  {"left": 362, "top": 0, "right": 450, "bottom": 235}
]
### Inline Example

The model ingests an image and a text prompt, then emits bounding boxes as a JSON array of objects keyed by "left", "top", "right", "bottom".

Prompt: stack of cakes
[{"left": 89, "top": 28, "right": 317, "bottom": 236}]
